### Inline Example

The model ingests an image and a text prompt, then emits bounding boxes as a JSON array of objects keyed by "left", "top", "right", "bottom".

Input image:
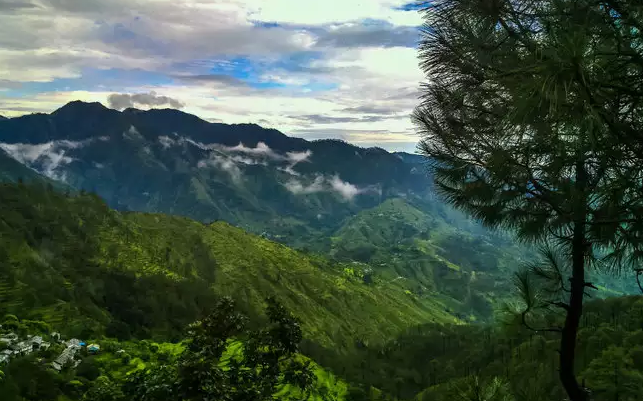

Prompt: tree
[
  {"left": 450, "top": 376, "right": 514, "bottom": 401},
  {"left": 126, "top": 296, "right": 313, "bottom": 401},
  {"left": 83, "top": 376, "right": 124, "bottom": 401},
  {"left": 413, "top": 1, "right": 643, "bottom": 400},
  {"left": 581, "top": 346, "right": 643, "bottom": 401}
]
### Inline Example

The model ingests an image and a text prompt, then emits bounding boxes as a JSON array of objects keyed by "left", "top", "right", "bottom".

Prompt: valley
[{"left": 0, "top": 104, "right": 640, "bottom": 401}]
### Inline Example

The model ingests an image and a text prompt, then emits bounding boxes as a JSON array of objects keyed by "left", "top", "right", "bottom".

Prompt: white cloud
[
  {"left": 158, "top": 135, "right": 176, "bottom": 149},
  {"left": 283, "top": 173, "right": 369, "bottom": 201},
  {"left": 286, "top": 149, "right": 312, "bottom": 164},
  {"left": 0, "top": 0, "right": 427, "bottom": 151},
  {"left": 0, "top": 136, "right": 107, "bottom": 181},
  {"left": 284, "top": 175, "right": 326, "bottom": 195},
  {"left": 226, "top": 142, "right": 280, "bottom": 159},
  {"left": 229, "top": 154, "right": 267, "bottom": 165},
  {"left": 0, "top": 140, "right": 88, "bottom": 180},
  {"left": 243, "top": 0, "right": 421, "bottom": 26},
  {"left": 198, "top": 154, "right": 243, "bottom": 182},
  {"left": 123, "top": 125, "right": 144, "bottom": 141},
  {"left": 329, "top": 174, "right": 363, "bottom": 200},
  {"left": 278, "top": 166, "right": 301, "bottom": 176}
]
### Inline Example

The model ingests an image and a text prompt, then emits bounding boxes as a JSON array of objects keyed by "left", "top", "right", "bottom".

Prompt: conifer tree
[{"left": 414, "top": 1, "right": 643, "bottom": 400}]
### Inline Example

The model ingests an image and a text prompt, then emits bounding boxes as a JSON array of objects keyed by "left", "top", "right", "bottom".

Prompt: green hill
[
  {"left": 329, "top": 199, "right": 524, "bottom": 320},
  {"left": 0, "top": 183, "right": 457, "bottom": 349}
]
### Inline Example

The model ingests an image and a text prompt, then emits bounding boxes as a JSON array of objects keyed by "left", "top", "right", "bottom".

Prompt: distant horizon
[
  {"left": 0, "top": 100, "right": 422, "bottom": 154},
  {"left": 0, "top": 0, "right": 425, "bottom": 153}
]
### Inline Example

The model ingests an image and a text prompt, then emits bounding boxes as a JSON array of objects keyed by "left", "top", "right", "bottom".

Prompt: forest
[{"left": 1, "top": 0, "right": 643, "bottom": 401}]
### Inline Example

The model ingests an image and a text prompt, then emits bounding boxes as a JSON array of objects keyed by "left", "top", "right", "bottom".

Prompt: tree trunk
[{"left": 560, "top": 161, "right": 589, "bottom": 401}]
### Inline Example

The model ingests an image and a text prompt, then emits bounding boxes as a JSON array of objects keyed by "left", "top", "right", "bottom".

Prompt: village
[{"left": 0, "top": 326, "right": 100, "bottom": 372}]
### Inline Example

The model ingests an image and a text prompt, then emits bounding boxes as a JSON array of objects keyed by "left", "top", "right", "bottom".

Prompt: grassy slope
[{"left": 0, "top": 183, "right": 457, "bottom": 350}]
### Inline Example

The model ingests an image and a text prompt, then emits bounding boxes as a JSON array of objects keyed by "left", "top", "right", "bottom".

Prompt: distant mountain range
[{"left": 0, "top": 101, "right": 447, "bottom": 247}]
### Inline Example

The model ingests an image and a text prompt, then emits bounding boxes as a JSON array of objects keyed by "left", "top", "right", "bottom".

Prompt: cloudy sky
[{"left": 0, "top": 0, "right": 426, "bottom": 152}]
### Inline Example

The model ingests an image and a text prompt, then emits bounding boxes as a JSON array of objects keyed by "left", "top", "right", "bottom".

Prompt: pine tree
[{"left": 413, "top": 1, "right": 643, "bottom": 400}]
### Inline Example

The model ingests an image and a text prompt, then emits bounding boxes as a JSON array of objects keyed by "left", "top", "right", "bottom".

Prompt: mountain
[
  {"left": 0, "top": 148, "right": 51, "bottom": 183},
  {"left": 1, "top": 102, "right": 635, "bottom": 314},
  {"left": 0, "top": 183, "right": 458, "bottom": 349},
  {"left": 0, "top": 101, "right": 435, "bottom": 248}
]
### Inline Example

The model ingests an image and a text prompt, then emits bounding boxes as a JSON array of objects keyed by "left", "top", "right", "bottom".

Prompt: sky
[{"left": 0, "top": 0, "right": 427, "bottom": 153}]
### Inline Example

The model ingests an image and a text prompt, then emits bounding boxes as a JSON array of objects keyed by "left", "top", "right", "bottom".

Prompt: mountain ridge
[{"left": 0, "top": 101, "right": 435, "bottom": 247}]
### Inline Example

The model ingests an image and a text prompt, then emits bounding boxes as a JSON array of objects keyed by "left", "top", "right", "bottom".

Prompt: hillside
[
  {"left": 0, "top": 148, "right": 56, "bottom": 184},
  {"left": 333, "top": 295, "right": 643, "bottom": 400},
  {"left": 329, "top": 199, "right": 525, "bottom": 320},
  {"left": 0, "top": 102, "right": 432, "bottom": 247},
  {"left": 0, "top": 183, "right": 458, "bottom": 350}
]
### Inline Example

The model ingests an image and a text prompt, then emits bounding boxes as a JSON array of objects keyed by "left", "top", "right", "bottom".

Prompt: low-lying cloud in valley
[
  {"left": 160, "top": 136, "right": 314, "bottom": 180},
  {"left": 0, "top": 137, "right": 104, "bottom": 181},
  {"left": 159, "top": 136, "right": 366, "bottom": 199},
  {"left": 284, "top": 174, "right": 373, "bottom": 201}
]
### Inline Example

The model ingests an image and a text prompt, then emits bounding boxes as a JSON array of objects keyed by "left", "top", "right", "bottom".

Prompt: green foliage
[
  {"left": 0, "top": 183, "right": 456, "bottom": 350},
  {"left": 89, "top": 298, "right": 315, "bottom": 401},
  {"left": 413, "top": 1, "right": 643, "bottom": 399},
  {"left": 330, "top": 199, "right": 525, "bottom": 321},
  {"left": 325, "top": 295, "right": 643, "bottom": 401}
]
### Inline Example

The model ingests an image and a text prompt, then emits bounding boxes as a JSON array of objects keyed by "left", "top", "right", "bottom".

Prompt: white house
[
  {"left": 51, "top": 345, "right": 79, "bottom": 372},
  {"left": 32, "top": 336, "right": 43, "bottom": 348},
  {"left": 12, "top": 341, "right": 32, "bottom": 355},
  {"left": 66, "top": 338, "right": 82, "bottom": 348}
]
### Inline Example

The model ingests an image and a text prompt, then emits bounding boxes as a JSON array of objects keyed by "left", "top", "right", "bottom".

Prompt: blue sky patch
[
  {"left": 3, "top": 68, "right": 174, "bottom": 96},
  {"left": 205, "top": 52, "right": 334, "bottom": 92},
  {"left": 394, "top": 2, "right": 428, "bottom": 11}
]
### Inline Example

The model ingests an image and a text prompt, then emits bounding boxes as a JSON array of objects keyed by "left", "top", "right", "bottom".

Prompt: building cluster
[
  {"left": 0, "top": 330, "right": 100, "bottom": 372},
  {"left": 0, "top": 332, "right": 51, "bottom": 364}
]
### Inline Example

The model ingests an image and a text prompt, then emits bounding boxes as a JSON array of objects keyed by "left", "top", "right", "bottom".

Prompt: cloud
[
  {"left": 283, "top": 173, "right": 368, "bottom": 200},
  {"left": 286, "top": 149, "right": 312, "bottom": 164},
  {"left": 0, "top": 138, "right": 100, "bottom": 180},
  {"left": 284, "top": 175, "right": 326, "bottom": 195},
  {"left": 191, "top": 140, "right": 310, "bottom": 180},
  {"left": 329, "top": 174, "right": 363, "bottom": 200},
  {"left": 173, "top": 74, "right": 249, "bottom": 87},
  {"left": 290, "top": 114, "right": 391, "bottom": 124},
  {"left": 123, "top": 125, "right": 144, "bottom": 141},
  {"left": 226, "top": 142, "right": 279, "bottom": 158},
  {"left": 0, "top": 1, "right": 41, "bottom": 12},
  {"left": 198, "top": 154, "right": 243, "bottom": 182},
  {"left": 244, "top": 0, "right": 422, "bottom": 26},
  {"left": 341, "top": 105, "right": 399, "bottom": 114},
  {"left": 315, "top": 23, "right": 418, "bottom": 48},
  {"left": 108, "top": 91, "right": 185, "bottom": 110},
  {"left": 229, "top": 154, "right": 267, "bottom": 165},
  {"left": 158, "top": 135, "right": 177, "bottom": 149},
  {"left": 0, "top": 0, "right": 428, "bottom": 151}
]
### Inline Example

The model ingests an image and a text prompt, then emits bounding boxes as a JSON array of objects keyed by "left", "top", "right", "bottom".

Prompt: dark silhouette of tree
[{"left": 413, "top": 1, "right": 643, "bottom": 400}]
